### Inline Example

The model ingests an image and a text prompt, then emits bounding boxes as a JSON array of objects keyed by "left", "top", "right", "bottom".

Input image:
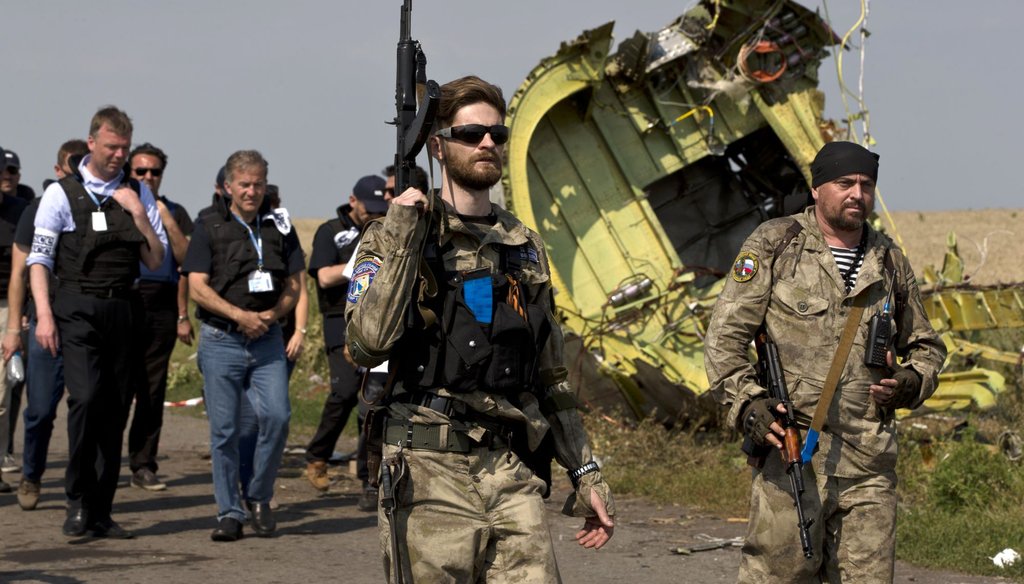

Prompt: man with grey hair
[
  {"left": 184, "top": 150, "right": 304, "bottom": 542},
  {"left": 28, "top": 106, "right": 167, "bottom": 539}
]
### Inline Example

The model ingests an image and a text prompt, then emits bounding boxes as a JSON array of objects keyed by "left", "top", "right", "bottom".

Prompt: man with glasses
[
  {"left": 125, "top": 143, "right": 193, "bottom": 492},
  {"left": 28, "top": 106, "right": 167, "bottom": 538},
  {"left": 346, "top": 75, "right": 615, "bottom": 583}
]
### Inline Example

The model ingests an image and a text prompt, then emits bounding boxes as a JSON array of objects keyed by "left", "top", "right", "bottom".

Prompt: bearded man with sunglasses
[
  {"left": 346, "top": 75, "right": 615, "bottom": 583},
  {"left": 125, "top": 143, "right": 193, "bottom": 492}
]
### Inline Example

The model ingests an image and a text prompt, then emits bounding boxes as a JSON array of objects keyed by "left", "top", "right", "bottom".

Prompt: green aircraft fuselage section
[{"left": 503, "top": 0, "right": 836, "bottom": 417}]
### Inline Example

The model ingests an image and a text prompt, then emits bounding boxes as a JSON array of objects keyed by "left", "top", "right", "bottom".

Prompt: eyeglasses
[
  {"left": 133, "top": 167, "right": 163, "bottom": 177},
  {"left": 383, "top": 187, "right": 396, "bottom": 196},
  {"left": 435, "top": 124, "right": 509, "bottom": 145}
]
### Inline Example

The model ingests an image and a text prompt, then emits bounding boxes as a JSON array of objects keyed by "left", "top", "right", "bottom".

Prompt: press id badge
[
  {"left": 92, "top": 211, "right": 108, "bottom": 232},
  {"left": 247, "top": 269, "right": 275, "bottom": 293}
]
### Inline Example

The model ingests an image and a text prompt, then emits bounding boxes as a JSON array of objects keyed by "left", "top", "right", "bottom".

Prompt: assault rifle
[
  {"left": 393, "top": 0, "right": 439, "bottom": 197},
  {"left": 741, "top": 330, "right": 814, "bottom": 559}
]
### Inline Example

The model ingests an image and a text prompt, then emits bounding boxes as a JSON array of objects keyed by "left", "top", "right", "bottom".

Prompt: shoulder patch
[
  {"left": 266, "top": 208, "right": 291, "bottom": 235},
  {"left": 347, "top": 255, "right": 383, "bottom": 303},
  {"left": 732, "top": 251, "right": 759, "bottom": 282}
]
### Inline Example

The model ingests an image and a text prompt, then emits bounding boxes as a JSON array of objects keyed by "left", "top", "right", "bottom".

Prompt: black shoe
[
  {"left": 250, "top": 502, "right": 277, "bottom": 537},
  {"left": 211, "top": 517, "right": 243, "bottom": 542},
  {"left": 63, "top": 506, "right": 90, "bottom": 537},
  {"left": 130, "top": 468, "right": 167, "bottom": 491},
  {"left": 357, "top": 487, "right": 378, "bottom": 512},
  {"left": 89, "top": 517, "right": 134, "bottom": 539}
]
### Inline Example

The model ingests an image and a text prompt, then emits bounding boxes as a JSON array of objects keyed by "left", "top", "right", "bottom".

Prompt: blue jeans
[
  {"left": 197, "top": 323, "right": 290, "bottom": 522},
  {"left": 22, "top": 320, "right": 66, "bottom": 482},
  {"left": 238, "top": 352, "right": 296, "bottom": 499}
]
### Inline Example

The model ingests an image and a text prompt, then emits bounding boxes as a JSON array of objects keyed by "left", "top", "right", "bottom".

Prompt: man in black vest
[
  {"left": 28, "top": 106, "right": 166, "bottom": 539},
  {"left": 303, "top": 175, "right": 387, "bottom": 498},
  {"left": 184, "top": 150, "right": 304, "bottom": 542},
  {"left": 346, "top": 76, "right": 615, "bottom": 582},
  {"left": 125, "top": 142, "right": 194, "bottom": 492}
]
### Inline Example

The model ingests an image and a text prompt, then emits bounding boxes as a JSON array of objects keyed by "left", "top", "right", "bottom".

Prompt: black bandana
[{"left": 810, "top": 141, "right": 879, "bottom": 187}]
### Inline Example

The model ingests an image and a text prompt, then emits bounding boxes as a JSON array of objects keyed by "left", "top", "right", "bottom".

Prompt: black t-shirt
[
  {"left": 14, "top": 198, "right": 46, "bottom": 320},
  {"left": 308, "top": 207, "right": 361, "bottom": 348},
  {"left": 182, "top": 214, "right": 306, "bottom": 318},
  {"left": 163, "top": 196, "right": 195, "bottom": 237},
  {"left": 0, "top": 194, "right": 28, "bottom": 297}
]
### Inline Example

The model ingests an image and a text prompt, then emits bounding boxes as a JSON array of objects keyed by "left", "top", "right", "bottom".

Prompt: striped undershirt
[{"left": 830, "top": 244, "right": 864, "bottom": 292}]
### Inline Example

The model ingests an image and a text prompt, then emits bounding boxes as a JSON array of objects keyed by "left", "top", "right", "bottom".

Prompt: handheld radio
[{"left": 864, "top": 270, "right": 895, "bottom": 367}]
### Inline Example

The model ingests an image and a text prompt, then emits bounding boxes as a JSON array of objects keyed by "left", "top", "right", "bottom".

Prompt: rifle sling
[{"left": 808, "top": 288, "right": 869, "bottom": 434}]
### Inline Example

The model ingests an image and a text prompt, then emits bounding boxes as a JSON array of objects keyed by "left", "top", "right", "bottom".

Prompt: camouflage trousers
[
  {"left": 739, "top": 451, "right": 897, "bottom": 584},
  {"left": 379, "top": 439, "right": 560, "bottom": 583}
]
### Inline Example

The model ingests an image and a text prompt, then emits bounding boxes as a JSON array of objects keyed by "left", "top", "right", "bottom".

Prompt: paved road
[{"left": 0, "top": 403, "right": 1010, "bottom": 583}]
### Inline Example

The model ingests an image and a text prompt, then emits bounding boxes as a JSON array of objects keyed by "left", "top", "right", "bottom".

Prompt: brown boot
[{"left": 305, "top": 461, "right": 330, "bottom": 492}]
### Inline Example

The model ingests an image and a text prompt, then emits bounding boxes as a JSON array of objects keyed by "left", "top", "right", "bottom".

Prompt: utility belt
[
  {"left": 59, "top": 280, "right": 139, "bottom": 299},
  {"left": 384, "top": 391, "right": 515, "bottom": 453}
]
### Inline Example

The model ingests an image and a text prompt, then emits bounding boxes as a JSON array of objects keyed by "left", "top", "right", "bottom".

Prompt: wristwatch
[
  {"left": 177, "top": 315, "right": 189, "bottom": 323},
  {"left": 299, "top": 328, "right": 307, "bottom": 335},
  {"left": 567, "top": 461, "right": 600, "bottom": 489}
]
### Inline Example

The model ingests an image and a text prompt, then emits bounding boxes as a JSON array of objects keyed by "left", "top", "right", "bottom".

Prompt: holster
[{"left": 363, "top": 407, "right": 388, "bottom": 488}]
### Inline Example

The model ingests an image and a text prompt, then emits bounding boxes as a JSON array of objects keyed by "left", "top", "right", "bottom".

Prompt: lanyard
[
  {"left": 232, "top": 213, "right": 264, "bottom": 269},
  {"left": 85, "top": 189, "right": 106, "bottom": 210}
]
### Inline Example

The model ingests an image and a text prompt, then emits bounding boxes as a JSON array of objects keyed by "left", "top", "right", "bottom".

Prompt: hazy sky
[{"left": 3, "top": 1, "right": 1021, "bottom": 219}]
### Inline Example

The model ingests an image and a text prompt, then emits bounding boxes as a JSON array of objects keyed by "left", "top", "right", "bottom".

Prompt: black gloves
[
  {"left": 889, "top": 366, "right": 922, "bottom": 409},
  {"left": 741, "top": 397, "right": 782, "bottom": 448}
]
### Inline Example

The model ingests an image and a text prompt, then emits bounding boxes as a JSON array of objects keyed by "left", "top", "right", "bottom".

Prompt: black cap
[
  {"left": 4, "top": 149, "right": 21, "bottom": 171},
  {"left": 352, "top": 175, "right": 388, "bottom": 214},
  {"left": 810, "top": 141, "right": 879, "bottom": 187}
]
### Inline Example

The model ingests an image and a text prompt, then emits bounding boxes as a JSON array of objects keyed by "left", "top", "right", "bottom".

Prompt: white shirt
[{"left": 27, "top": 155, "right": 167, "bottom": 270}]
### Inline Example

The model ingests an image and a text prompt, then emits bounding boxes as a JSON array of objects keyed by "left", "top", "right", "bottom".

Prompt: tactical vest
[
  {"left": 201, "top": 212, "right": 290, "bottom": 313},
  {"left": 394, "top": 237, "right": 551, "bottom": 395},
  {"left": 318, "top": 213, "right": 360, "bottom": 316},
  {"left": 55, "top": 176, "right": 145, "bottom": 290}
]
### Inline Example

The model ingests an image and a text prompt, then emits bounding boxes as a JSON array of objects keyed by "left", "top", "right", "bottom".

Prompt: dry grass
[{"left": 885, "top": 209, "right": 1024, "bottom": 285}]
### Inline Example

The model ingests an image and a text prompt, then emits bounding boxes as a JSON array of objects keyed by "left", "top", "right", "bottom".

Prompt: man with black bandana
[
  {"left": 346, "top": 75, "right": 614, "bottom": 583},
  {"left": 704, "top": 141, "right": 947, "bottom": 582}
]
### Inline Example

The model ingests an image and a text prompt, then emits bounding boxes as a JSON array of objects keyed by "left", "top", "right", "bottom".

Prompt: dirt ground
[{"left": 0, "top": 401, "right": 1012, "bottom": 583}]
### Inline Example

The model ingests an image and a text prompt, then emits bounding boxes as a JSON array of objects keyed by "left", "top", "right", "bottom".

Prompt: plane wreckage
[{"left": 499, "top": 0, "right": 1024, "bottom": 427}]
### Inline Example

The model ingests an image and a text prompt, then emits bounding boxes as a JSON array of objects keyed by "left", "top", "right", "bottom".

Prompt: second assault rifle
[
  {"left": 741, "top": 330, "right": 814, "bottom": 559},
  {"left": 393, "top": 0, "right": 439, "bottom": 197}
]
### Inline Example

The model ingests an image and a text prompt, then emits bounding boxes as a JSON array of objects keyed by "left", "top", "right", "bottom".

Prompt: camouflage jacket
[
  {"left": 704, "top": 206, "right": 947, "bottom": 477},
  {"left": 346, "top": 196, "right": 612, "bottom": 516}
]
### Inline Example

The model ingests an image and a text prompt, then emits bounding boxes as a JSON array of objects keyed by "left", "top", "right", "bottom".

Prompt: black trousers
[
  {"left": 305, "top": 344, "right": 360, "bottom": 466},
  {"left": 128, "top": 281, "right": 178, "bottom": 473},
  {"left": 56, "top": 288, "right": 142, "bottom": 519}
]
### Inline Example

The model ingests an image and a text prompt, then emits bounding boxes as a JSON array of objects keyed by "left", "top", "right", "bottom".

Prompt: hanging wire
[{"left": 821, "top": 0, "right": 905, "bottom": 250}]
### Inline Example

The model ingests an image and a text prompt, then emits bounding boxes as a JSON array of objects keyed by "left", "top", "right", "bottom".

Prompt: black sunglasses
[
  {"left": 435, "top": 124, "right": 509, "bottom": 145},
  {"left": 134, "top": 167, "right": 163, "bottom": 177}
]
